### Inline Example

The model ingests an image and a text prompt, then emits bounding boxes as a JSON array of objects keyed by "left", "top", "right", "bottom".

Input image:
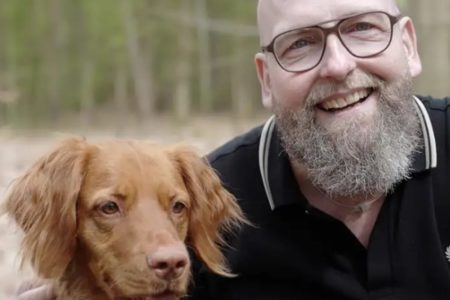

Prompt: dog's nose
[{"left": 147, "top": 247, "right": 189, "bottom": 280}]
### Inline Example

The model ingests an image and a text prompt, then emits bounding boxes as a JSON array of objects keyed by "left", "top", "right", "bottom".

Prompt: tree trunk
[
  {"left": 195, "top": 0, "right": 212, "bottom": 112},
  {"left": 230, "top": 36, "right": 253, "bottom": 117},
  {"left": 79, "top": 59, "right": 95, "bottom": 127},
  {"left": 174, "top": 0, "right": 193, "bottom": 120},
  {"left": 74, "top": 0, "right": 95, "bottom": 127},
  {"left": 113, "top": 61, "right": 129, "bottom": 132},
  {"left": 120, "top": 0, "right": 155, "bottom": 118},
  {"left": 47, "top": 0, "right": 65, "bottom": 122}
]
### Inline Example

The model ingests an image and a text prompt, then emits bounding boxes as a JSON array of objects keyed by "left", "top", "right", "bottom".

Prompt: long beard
[{"left": 274, "top": 70, "right": 421, "bottom": 199}]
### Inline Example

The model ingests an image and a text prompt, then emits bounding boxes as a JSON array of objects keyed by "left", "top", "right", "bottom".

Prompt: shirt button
[{"left": 305, "top": 209, "right": 310, "bottom": 215}]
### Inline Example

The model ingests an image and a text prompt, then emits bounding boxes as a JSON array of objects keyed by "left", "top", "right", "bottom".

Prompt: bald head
[{"left": 257, "top": 0, "right": 401, "bottom": 46}]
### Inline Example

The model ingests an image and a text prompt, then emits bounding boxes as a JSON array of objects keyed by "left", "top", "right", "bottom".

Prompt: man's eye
[
  {"left": 352, "top": 22, "right": 374, "bottom": 32},
  {"left": 289, "top": 39, "right": 311, "bottom": 49},
  {"left": 99, "top": 201, "right": 120, "bottom": 215}
]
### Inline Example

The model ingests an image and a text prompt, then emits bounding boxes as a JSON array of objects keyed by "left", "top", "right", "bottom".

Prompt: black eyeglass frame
[{"left": 261, "top": 11, "right": 403, "bottom": 73}]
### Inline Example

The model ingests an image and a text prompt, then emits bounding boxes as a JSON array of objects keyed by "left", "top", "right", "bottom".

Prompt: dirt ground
[{"left": 0, "top": 114, "right": 266, "bottom": 297}]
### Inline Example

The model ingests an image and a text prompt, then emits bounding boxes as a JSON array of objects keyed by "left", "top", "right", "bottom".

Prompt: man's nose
[{"left": 318, "top": 34, "right": 356, "bottom": 80}]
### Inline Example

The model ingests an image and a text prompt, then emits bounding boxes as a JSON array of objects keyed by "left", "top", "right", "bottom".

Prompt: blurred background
[
  {"left": 0, "top": 0, "right": 262, "bottom": 131},
  {"left": 0, "top": 0, "right": 448, "bottom": 297},
  {"left": 0, "top": 0, "right": 448, "bottom": 131}
]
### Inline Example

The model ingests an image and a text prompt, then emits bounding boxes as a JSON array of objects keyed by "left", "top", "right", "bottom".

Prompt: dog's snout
[{"left": 147, "top": 247, "right": 189, "bottom": 280}]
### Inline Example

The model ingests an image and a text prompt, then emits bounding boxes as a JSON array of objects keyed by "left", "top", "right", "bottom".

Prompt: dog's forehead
[
  {"left": 77, "top": 141, "right": 190, "bottom": 206},
  {"left": 87, "top": 141, "right": 181, "bottom": 182}
]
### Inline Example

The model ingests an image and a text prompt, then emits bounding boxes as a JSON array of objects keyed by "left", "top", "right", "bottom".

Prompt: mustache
[{"left": 305, "top": 70, "right": 384, "bottom": 107}]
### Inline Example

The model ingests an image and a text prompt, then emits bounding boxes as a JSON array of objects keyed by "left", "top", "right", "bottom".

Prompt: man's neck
[{"left": 290, "top": 160, "right": 385, "bottom": 248}]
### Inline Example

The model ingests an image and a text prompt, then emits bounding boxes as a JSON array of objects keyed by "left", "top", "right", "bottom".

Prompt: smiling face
[
  {"left": 256, "top": 0, "right": 421, "bottom": 120},
  {"left": 77, "top": 142, "right": 192, "bottom": 299},
  {"left": 255, "top": 0, "right": 422, "bottom": 198}
]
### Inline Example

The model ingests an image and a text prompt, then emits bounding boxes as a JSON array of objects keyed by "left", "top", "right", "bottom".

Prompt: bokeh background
[{"left": 0, "top": 0, "right": 449, "bottom": 297}]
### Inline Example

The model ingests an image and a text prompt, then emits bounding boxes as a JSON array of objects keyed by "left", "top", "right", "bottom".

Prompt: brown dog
[{"left": 4, "top": 138, "right": 245, "bottom": 300}]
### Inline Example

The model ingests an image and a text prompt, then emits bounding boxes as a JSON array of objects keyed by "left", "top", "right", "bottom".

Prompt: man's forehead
[
  {"left": 257, "top": 0, "right": 399, "bottom": 16},
  {"left": 257, "top": 0, "right": 400, "bottom": 44}
]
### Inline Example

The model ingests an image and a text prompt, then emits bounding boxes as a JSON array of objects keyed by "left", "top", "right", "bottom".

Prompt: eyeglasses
[{"left": 261, "top": 11, "right": 402, "bottom": 73}]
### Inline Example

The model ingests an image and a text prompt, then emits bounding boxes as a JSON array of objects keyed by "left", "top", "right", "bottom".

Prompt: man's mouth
[{"left": 317, "top": 88, "right": 374, "bottom": 112}]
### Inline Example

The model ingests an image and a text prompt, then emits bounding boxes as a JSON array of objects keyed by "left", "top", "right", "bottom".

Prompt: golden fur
[{"left": 4, "top": 138, "right": 245, "bottom": 300}]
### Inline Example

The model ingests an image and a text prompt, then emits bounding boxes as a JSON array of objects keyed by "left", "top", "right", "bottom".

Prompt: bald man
[{"left": 17, "top": 0, "right": 450, "bottom": 299}]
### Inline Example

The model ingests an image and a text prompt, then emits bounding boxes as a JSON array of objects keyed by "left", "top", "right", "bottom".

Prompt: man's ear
[
  {"left": 399, "top": 17, "right": 422, "bottom": 77},
  {"left": 255, "top": 52, "right": 273, "bottom": 109}
]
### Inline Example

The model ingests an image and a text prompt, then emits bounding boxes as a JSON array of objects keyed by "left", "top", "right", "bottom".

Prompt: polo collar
[{"left": 258, "top": 96, "right": 437, "bottom": 211}]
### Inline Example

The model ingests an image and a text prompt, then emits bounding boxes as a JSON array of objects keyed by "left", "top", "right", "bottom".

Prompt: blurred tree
[
  {"left": 407, "top": 0, "right": 450, "bottom": 97},
  {"left": 195, "top": 0, "right": 212, "bottom": 112},
  {"left": 47, "top": 0, "right": 65, "bottom": 121},
  {"left": 229, "top": 2, "right": 258, "bottom": 116},
  {"left": 120, "top": 0, "right": 155, "bottom": 117},
  {"left": 74, "top": 0, "right": 95, "bottom": 126},
  {"left": 174, "top": 0, "right": 194, "bottom": 120},
  {"left": 0, "top": 0, "right": 266, "bottom": 127}
]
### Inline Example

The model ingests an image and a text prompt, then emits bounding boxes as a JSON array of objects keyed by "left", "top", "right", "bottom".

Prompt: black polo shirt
[{"left": 190, "top": 96, "right": 450, "bottom": 300}]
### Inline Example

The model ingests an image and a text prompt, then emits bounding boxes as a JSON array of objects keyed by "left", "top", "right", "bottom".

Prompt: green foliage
[{"left": 0, "top": 0, "right": 261, "bottom": 126}]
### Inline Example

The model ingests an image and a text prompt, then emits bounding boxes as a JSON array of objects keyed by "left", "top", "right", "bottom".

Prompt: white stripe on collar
[
  {"left": 258, "top": 115, "right": 276, "bottom": 210},
  {"left": 258, "top": 97, "right": 437, "bottom": 210},
  {"left": 413, "top": 96, "right": 437, "bottom": 169}
]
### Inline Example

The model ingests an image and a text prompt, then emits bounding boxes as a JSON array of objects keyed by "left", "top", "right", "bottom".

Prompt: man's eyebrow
[{"left": 305, "top": 10, "right": 374, "bottom": 28}]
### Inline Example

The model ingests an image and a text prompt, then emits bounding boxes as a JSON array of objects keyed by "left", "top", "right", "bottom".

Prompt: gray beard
[{"left": 274, "top": 71, "right": 421, "bottom": 199}]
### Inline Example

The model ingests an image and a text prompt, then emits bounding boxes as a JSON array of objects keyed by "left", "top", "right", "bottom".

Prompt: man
[
  {"left": 18, "top": 0, "right": 450, "bottom": 299},
  {"left": 189, "top": 0, "right": 450, "bottom": 299}
]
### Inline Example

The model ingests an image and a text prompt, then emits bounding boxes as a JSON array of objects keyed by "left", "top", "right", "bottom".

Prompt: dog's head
[{"left": 4, "top": 138, "right": 245, "bottom": 298}]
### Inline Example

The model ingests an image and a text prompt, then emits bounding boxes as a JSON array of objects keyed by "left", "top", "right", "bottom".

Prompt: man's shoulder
[
  {"left": 207, "top": 124, "right": 264, "bottom": 166},
  {"left": 416, "top": 95, "right": 450, "bottom": 141},
  {"left": 418, "top": 95, "right": 450, "bottom": 111},
  {"left": 416, "top": 95, "right": 450, "bottom": 186}
]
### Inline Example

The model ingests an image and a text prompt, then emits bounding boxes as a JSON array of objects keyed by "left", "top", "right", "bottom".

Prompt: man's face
[
  {"left": 255, "top": 0, "right": 423, "bottom": 198},
  {"left": 256, "top": 0, "right": 421, "bottom": 123}
]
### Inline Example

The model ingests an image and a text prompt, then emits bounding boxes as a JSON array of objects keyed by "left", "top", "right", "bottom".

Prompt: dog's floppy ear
[
  {"left": 169, "top": 145, "right": 247, "bottom": 277},
  {"left": 4, "top": 137, "right": 90, "bottom": 279}
]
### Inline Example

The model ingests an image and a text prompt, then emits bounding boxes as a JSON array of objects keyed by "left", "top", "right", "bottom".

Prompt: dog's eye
[
  {"left": 100, "top": 201, "right": 120, "bottom": 215},
  {"left": 172, "top": 201, "right": 186, "bottom": 214}
]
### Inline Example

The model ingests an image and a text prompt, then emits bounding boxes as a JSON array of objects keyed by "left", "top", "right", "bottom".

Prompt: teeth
[
  {"left": 322, "top": 99, "right": 338, "bottom": 110},
  {"left": 337, "top": 98, "right": 346, "bottom": 107},
  {"left": 348, "top": 93, "right": 358, "bottom": 104},
  {"left": 320, "top": 89, "right": 370, "bottom": 111}
]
